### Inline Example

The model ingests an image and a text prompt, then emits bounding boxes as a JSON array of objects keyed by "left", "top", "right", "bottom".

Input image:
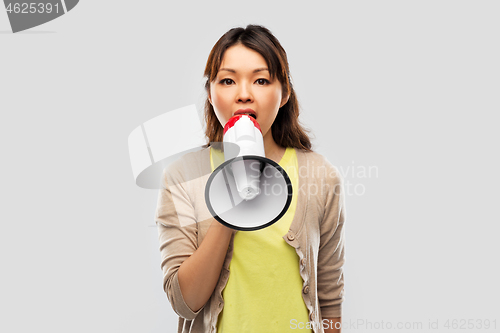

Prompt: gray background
[{"left": 1, "top": 1, "right": 499, "bottom": 332}]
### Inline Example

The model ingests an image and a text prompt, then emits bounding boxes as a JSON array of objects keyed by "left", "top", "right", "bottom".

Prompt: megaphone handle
[{"left": 221, "top": 168, "right": 236, "bottom": 208}]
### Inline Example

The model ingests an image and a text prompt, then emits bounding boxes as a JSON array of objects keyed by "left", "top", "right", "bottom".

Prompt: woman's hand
[
  {"left": 177, "top": 219, "right": 235, "bottom": 312},
  {"left": 323, "top": 317, "right": 341, "bottom": 333}
]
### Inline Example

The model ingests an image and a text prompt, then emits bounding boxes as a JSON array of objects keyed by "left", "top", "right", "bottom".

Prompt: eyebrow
[{"left": 219, "top": 67, "right": 269, "bottom": 73}]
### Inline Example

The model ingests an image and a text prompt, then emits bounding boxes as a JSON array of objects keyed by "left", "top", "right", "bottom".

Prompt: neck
[{"left": 263, "top": 131, "right": 285, "bottom": 163}]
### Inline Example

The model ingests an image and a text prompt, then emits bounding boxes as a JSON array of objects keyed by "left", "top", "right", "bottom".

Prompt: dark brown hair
[{"left": 203, "top": 25, "right": 312, "bottom": 151}]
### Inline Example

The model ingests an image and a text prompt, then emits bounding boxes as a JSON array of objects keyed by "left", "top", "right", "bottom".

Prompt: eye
[
  {"left": 255, "top": 78, "right": 270, "bottom": 85},
  {"left": 219, "top": 78, "right": 234, "bottom": 85}
]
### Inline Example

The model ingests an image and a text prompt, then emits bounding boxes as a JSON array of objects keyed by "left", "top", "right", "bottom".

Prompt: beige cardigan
[{"left": 155, "top": 147, "right": 346, "bottom": 333}]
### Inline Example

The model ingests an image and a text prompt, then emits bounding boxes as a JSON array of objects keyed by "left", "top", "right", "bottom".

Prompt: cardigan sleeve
[
  {"left": 155, "top": 163, "right": 205, "bottom": 320},
  {"left": 317, "top": 162, "right": 346, "bottom": 319}
]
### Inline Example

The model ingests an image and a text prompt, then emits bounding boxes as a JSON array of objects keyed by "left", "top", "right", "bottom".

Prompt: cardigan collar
[{"left": 284, "top": 148, "right": 309, "bottom": 248}]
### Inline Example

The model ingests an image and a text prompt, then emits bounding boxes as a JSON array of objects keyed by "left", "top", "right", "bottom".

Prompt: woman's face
[{"left": 209, "top": 44, "right": 288, "bottom": 139}]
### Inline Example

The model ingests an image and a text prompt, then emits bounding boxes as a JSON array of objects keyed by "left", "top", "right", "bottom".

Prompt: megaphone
[{"left": 205, "top": 115, "right": 292, "bottom": 231}]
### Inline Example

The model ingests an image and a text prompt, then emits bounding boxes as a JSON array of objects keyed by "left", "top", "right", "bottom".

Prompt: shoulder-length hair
[{"left": 203, "top": 25, "right": 312, "bottom": 151}]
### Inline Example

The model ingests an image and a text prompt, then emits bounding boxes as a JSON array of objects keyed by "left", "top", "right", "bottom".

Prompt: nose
[{"left": 236, "top": 83, "right": 253, "bottom": 103}]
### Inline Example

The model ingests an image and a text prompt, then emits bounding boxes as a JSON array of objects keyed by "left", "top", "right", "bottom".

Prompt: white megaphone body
[
  {"left": 223, "top": 115, "right": 265, "bottom": 201},
  {"left": 205, "top": 115, "right": 292, "bottom": 231}
]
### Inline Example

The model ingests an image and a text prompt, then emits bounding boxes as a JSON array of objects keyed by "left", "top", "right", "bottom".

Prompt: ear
[
  {"left": 279, "top": 93, "right": 290, "bottom": 109},
  {"left": 207, "top": 84, "right": 213, "bottom": 105}
]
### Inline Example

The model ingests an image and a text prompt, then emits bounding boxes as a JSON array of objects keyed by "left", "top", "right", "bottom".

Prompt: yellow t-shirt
[{"left": 210, "top": 147, "right": 311, "bottom": 332}]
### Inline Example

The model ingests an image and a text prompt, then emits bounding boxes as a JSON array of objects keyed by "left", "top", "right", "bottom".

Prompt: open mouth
[
  {"left": 243, "top": 113, "right": 257, "bottom": 120},
  {"left": 234, "top": 109, "right": 257, "bottom": 120}
]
